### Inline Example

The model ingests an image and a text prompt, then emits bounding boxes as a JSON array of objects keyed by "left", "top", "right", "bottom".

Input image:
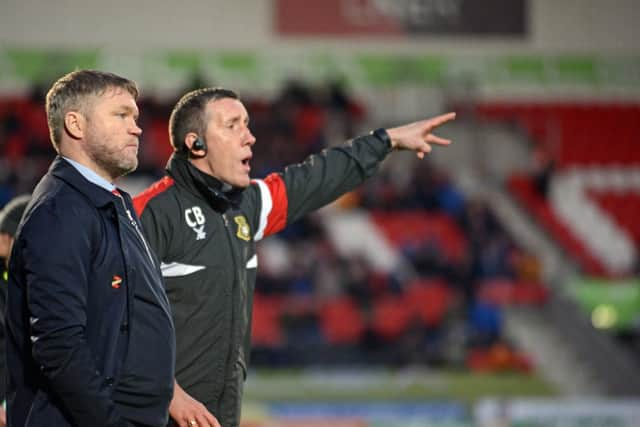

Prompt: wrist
[{"left": 371, "top": 128, "right": 394, "bottom": 150}]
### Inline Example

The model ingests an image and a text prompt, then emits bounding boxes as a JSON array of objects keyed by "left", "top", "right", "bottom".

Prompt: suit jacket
[{"left": 6, "top": 157, "right": 175, "bottom": 427}]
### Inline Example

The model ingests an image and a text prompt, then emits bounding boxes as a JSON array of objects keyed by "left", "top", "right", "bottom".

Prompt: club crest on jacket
[{"left": 234, "top": 215, "right": 251, "bottom": 241}]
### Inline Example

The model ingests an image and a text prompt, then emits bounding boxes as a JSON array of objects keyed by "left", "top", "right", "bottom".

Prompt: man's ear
[
  {"left": 64, "top": 111, "right": 85, "bottom": 140},
  {"left": 184, "top": 132, "right": 198, "bottom": 151},
  {"left": 185, "top": 132, "right": 207, "bottom": 157}
]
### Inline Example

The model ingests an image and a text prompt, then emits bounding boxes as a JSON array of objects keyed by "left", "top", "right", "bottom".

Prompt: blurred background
[{"left": 1, "top": 0, "right": 640, "bottom": 425}]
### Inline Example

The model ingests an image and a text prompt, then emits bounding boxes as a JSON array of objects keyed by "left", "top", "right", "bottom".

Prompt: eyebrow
[
  {"left": 224, "top": 115, "right": 250, "bottom": 125},
  {"left": 119, "top": 105, "right": 140, "bottom": 118}
]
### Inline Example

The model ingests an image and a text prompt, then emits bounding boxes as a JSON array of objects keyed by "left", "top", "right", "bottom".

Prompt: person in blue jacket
[{"left": 5, "top": 70, "right": 176, "bottom": 427}]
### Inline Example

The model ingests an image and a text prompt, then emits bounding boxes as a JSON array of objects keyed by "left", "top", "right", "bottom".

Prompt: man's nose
[
  {"left": 131, "top": 123, "right": 142, "bottom": 137},
  {"left": 246, "top": 129, "right": 256, "bottom": 146}
]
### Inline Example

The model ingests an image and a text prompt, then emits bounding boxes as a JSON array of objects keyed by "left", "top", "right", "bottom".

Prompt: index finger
[{"left": 426, "top": 112, "right": 456, "bottom": 129}]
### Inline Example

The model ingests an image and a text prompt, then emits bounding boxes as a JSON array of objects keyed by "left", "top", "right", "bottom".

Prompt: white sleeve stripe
[
  {"left": 246, "top": 254, "right": 258, "bottom": 268},
  {"left": 161, "top": 262, "right": 206, "bottom": 277},
  {"left": 254, "top": 179, "right": 273, "bottom": 241}
]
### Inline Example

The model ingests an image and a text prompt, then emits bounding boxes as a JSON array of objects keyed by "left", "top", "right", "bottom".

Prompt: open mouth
[{"left": 242, "top": 156, "right": 251, "bottom": 172}]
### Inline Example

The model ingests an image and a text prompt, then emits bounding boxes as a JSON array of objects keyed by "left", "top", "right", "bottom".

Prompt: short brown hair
[
  {"left": 45, "top": 69, "right": 139, "bottom": 151},
  {"left": 169, "top": 87, "right": 239, "bottom": 154}
]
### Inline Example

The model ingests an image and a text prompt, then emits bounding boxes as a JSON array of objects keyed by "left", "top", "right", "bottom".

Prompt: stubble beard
[{"left": 86, "top": 135, "right": 138, "bottom": 180}]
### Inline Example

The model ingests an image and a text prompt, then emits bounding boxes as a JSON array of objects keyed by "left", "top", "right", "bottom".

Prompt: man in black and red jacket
[{"left": 134, "top": 87, "right": 455, "bottom": 427}]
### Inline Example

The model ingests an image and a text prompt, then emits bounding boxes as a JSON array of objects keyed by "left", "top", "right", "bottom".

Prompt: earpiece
[
  {"left": 188, "top": 136, "right": 208, "bottom": 158},
  {"left": 192, "top": 137, "right": 206, "bottom": 152}
]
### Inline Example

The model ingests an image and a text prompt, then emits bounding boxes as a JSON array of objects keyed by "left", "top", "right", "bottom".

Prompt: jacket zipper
[
  {"left": 116, "top": 196, "right": 174, "bottom": 326},
  {"left": 221, "top": 212, "right": 241, "bottom": 380},
  {"left": 117, "top": 196, "right": 156, "bottom": 266}
]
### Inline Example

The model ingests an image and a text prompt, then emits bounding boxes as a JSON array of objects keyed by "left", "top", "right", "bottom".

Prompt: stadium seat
[
  {"left": 404, "top": 279, "right": 452, "bottom": 327},
  {"left": 371, "top": 211, "right": 467, "bottom": 262},
  {"left": 370, "top": 295, "right": 412, "bottom": 340},
  {"left": 319, "top": 297, "right": 365, "bottom": 345},
  {"left": 251, "top": 294, "right": 285, "bottom": 347}
]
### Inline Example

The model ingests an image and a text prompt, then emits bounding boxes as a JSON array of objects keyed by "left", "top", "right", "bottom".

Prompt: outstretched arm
[{"left": 246, "top": 111, "right": 457, "bottom": 240}]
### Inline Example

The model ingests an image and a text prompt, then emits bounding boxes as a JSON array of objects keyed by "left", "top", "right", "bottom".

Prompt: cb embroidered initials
[{"left": 185, "top": 206, "right": 206, "bottom": 240}]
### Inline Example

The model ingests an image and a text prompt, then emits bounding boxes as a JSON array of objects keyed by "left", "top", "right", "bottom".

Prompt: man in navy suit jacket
[{"left": 6, "top": 70, "right": 175, "bottom": 427}]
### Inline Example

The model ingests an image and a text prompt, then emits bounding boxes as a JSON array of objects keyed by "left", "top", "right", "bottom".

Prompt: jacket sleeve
[
  {"left": 20, "top": 203, "right": 127, "bottom": 426},
  {"left": 248, "top": 133, "right": 391, "bottom": 240}
]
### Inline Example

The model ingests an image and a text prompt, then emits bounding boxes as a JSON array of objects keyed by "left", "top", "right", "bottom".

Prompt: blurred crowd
[{"left": 0, "top": 79, "right": 548, "bottom": 373}]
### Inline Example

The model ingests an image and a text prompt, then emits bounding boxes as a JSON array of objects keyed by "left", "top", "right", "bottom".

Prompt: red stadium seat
[
  {"left": 478, "top": 279, "right": 513, "bottom": 306},
  {"left": 319, "top": 297, "right": 365, "bottom": 345},
  {"left": 371, "top": 211, "right": 467, "bottom": 263},
  {"left": 511, "top": 281, "right": 549, "bottom": 305},
  {"left": 251, "top": 295, "right": 285, "bottom": 347},
  {"left": 590, "top": 191, "right": 640, "bottom": 246},
  {"left": 478, "top": 102, "right": 640, "bottom": 167},
  {"left": 370, "top": 296, "right": 412, "bottom": 340},
  {"left": 404, "top": 279, "right": 452, "bottom": 327}
]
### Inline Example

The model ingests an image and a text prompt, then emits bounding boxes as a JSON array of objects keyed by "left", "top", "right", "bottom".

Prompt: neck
[
  {"left": 188, "top": 157, "right": 216, "bottom": 178},
  {"left": 176, "top": 157, "right": 243, "bottom": 211},
  {"left": 185, "top": 160, "right": 231, "bottom": 192},
  {"left": 60, "top": 146, "right": 116, "bottom": 183}
]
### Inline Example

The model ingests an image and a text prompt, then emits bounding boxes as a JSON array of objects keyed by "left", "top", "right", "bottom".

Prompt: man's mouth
[{"left": 242, "top": 156, "right": 252, "bottom": 170}]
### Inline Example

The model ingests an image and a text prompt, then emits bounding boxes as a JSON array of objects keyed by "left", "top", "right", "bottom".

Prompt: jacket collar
[
  {"left": 166, "top": 154, "right": 244, "bottom": 212},
  {"left": 49, "top": 156, "right": 123, "bottom": 207}
]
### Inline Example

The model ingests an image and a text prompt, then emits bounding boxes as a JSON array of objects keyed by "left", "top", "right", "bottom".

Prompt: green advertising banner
[
  {"left": 571, "top": 278, "right": 640, "bottom": 331},
  {"left": 1, "top": 48, "right": 639, "bottom": 98}
]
